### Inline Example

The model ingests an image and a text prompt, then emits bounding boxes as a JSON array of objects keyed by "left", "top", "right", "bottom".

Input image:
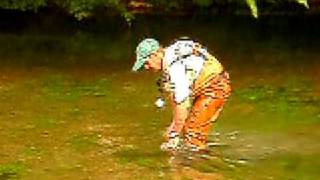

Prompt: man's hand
[
  {"left": 163, "top": 97, "right": 190, "bottom": 141},
  {"left": 160, "top": 136, "right": 181, "bottom": 152},
  {"left": 155, "top": 97, "right": 165, "bottom": 108}
]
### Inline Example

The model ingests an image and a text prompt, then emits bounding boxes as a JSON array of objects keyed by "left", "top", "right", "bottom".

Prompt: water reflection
[
  {"left": 164, "top": 130, "right": 254, "bottom": 179},
  {"left": 166, "top": 148, "right": 225, "bottom": 180}
]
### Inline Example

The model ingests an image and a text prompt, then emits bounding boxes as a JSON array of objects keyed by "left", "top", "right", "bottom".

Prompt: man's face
[{"left": 144, "top": 50, "right": 163, "bottom": 72}]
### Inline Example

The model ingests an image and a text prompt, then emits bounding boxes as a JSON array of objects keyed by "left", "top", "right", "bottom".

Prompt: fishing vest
[{"left": 160, "top": 41, "right": 224, "bottom": 101}]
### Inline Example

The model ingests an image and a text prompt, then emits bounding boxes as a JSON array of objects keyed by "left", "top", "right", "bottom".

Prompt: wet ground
[{"left": 0, "top": 16, "right": 320, "bottom": 179}]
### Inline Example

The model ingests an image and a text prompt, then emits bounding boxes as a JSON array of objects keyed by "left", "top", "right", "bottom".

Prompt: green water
[{"left": 0, "top": 16, "right": 319, "bottom": 179}]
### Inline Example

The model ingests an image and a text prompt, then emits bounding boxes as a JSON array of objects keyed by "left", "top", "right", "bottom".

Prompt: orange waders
[{"left": 183, "top": 68, "right": 231, "bottom": 151}]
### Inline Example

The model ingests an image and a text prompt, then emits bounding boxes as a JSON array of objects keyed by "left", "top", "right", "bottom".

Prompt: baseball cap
[{"left": 132, "top": 38, "right": 160, "bottom": 71}]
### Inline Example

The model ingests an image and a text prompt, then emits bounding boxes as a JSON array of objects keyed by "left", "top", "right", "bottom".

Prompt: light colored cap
[{"left": 132, "top": 38, "right": 160, "bottom": 71}]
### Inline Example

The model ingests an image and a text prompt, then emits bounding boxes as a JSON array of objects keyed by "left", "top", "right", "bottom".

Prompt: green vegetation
[
  {"left": 0, "top": 0, "right": 311, "bottom": 22},
  {"left": 0, "top": 163, "right": 24, "bottom": 180}
]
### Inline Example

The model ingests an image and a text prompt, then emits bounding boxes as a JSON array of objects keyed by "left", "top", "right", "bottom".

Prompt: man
[{"left": 132, "top": 38, "right": 231, "bottom": 153}]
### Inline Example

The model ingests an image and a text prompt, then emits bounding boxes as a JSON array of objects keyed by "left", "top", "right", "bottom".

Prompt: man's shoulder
[
  {"left": 165, "top": 38, "right": 195, "bottom": 56},
  {"left": 170, "top": 38, "right": 195, "bottom": 47}
]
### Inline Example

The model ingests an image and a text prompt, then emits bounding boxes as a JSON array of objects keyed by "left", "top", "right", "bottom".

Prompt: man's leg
[
  {"left": 183, "top": 95, "right": 225, "bottom": 151},
  {"left": 183, "top": 71, "right": 231, "bottom": 151}
]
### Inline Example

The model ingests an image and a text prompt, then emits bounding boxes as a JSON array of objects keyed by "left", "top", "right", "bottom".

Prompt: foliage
[
  {"left": 0, "top": 0, "right": 133, "bottom": 22},
  {"left": 61, "top": 0, "right": 132, "bottom": 21},
  {"left": 0, "top": 0, "right": 46, "bottom": 11},
  {"left": 244, "top": 0, "right": 309, "bottom": 18},
  {"left": 296, "top": 0, "right": 309, "bottom": 8},
  {"left": 246, "top": 0, "right": 258, "bottom": 18},
  {"left": 0, "top": 0, "right": 311, "bottom": 21}
]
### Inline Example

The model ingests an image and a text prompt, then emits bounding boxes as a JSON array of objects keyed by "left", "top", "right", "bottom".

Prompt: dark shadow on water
[{"left": 0, "top": 11, "right": 320, "bottom": 67}]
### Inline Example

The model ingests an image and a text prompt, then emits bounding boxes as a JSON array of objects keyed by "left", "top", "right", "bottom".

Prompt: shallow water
[{"left": 0, "top": 15, "right": 320, "bottom": 179}]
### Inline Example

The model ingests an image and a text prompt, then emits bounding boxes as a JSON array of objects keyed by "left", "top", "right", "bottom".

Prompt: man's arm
[
  {"left": 162, "top": 43, "right": 192, "bottom": 140},
  {"left": 165, "top": 96, "right": 191, "bottom": 140}
]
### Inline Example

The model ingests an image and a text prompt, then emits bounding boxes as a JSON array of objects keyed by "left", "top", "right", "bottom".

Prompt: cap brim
[
  {"left": 132, "top": 63, "right": 143, "bottom": 71},
  {"left": 132, "top": 56, "right": 146, "bottom": 71}
]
